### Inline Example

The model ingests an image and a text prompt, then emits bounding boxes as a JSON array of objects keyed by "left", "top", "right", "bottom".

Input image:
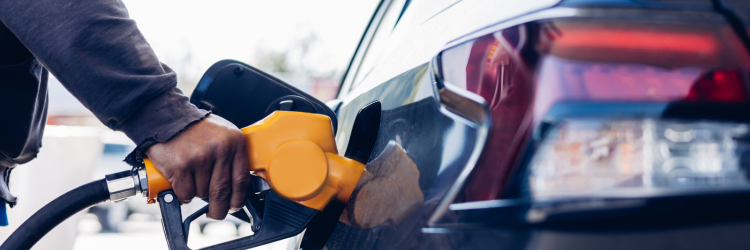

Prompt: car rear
[
  {"left": 323, "top": 0, "right": 750, "bottom": 249},
  {"left": 429, "top": 1, "right": 750, "bottom": 249}
]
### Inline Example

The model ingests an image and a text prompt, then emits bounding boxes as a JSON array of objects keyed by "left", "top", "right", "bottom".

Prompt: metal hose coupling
[{"left": 104, "top": 166, "right": 149, "bottom": 203}]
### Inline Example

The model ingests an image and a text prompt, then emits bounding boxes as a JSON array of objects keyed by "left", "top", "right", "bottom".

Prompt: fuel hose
[{"left": 0, "top": 179, "right": 110, "bottom": 250}]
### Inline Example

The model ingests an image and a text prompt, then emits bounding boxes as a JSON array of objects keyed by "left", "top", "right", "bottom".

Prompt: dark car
[{"left": 287, "top": 0, "right": 750, "bottom": 249}]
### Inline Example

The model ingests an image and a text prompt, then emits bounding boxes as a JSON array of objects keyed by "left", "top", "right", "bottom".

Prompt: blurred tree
[{"left": 256, "top": 49, "right": 290, "bottom": 73}]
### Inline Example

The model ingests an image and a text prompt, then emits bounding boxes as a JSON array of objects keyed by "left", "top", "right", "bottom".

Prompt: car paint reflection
[{"left": 327, "top": 64, "right": 478, "bottom": 249}]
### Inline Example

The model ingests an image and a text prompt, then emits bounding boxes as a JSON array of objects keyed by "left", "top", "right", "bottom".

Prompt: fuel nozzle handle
[
  {"left": 143, "top": 111, "right": 366, "bottom": 210},
  {"left": 138, "top": 111, "right": 365, "bottom": 250}
]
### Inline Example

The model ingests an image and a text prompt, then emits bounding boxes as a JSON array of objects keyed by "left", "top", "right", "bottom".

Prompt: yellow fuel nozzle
[{"left": 144, "top": 111, "right": 366, "bottom": 210}]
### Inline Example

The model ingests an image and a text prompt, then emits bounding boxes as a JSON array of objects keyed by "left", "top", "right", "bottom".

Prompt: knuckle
[
  {"left": 210, "top": 185, "right": 232, "bottom": 202},
  {"left": 230, "top": 129, "right": 244, "bottom": 139},
  {"left": 209, "top": 139, "right": 228, "bottom": 153},
  {"left": 233, "top": 174, "right": 252, "bottom": 190},
  {"left": 232, "top": 132, "right": 246, "bottom": 145},
  {"left": 171, "top": 157, "right": 189, "bottom": 168},
  {"left": 195, "top": 162, "right": 212, "bottom": 173},
  {"left": 207, "top": 139, "right": 221, "bottom": 149},
  {"left": 188, "top": 148, "right": 210, "bottom": 163}
]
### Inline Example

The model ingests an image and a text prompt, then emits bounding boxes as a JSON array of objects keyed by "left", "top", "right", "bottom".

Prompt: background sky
[
  {"left": 48, "top": 0, "right": 379, "bottom": 118},
  {"left": 123, "top": 0, "right": 379, "bottom": 96}
]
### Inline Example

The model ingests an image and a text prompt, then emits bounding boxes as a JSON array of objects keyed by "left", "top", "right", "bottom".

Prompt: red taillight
[
  {"left": 534, "top": 19, "right": 750, "bottom": 124},
  {"left": 439, "top": 16, "right": 750, "bottom": 203},
  {"left": 534, "top": 59, "right": 749, "bottom": 111},
  {"left": 541, "top": 20, "right": 750, "bottom": 68},
  {"left": 686, "top": 70, "right": 747, "bottom": 102},
  {"left": 552, "top": 29, "right": 719, "bottom": 55}
]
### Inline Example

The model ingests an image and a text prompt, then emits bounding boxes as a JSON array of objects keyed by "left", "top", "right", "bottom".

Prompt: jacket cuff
[{"left": 119, "top": 87, "right": 210, "bottom": 166}]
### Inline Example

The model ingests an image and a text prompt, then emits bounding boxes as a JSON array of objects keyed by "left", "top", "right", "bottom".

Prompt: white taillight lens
[{"left": 529, "top": 119, "right": 750, "bottom": 199}]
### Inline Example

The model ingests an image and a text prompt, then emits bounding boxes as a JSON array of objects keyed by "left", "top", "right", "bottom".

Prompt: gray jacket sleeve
[{"left": 0, "top": 0, "right": 209, "bottom": 159}]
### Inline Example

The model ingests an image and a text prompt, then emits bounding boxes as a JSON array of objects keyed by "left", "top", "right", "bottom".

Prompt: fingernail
[{"left": 229, "top": 207, "right": 242, "bottom": 213}]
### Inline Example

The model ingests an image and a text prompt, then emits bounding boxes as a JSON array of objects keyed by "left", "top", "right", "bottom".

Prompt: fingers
[
  {"left": 171, "top": 172, "right": 196, "bottom": 204},
  {"left": 194, "top": 160, "right": 212, "bottom": 199},
  {"left": 207, "top": 153, "right": 232, "bottom": 220},
  {"left": 145, "top": 114, "right": 251, "bottom": 220},
  {"left": 230, "top": 142, "right": 252, "bottom": 212}
]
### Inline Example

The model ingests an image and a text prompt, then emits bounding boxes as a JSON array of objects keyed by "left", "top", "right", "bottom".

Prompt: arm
[
  {"left": 0, "top": 0, "right": 250, "bottom": 219},
  {"left": 0, "top": 0, "right": 197, "bottom": 144}
]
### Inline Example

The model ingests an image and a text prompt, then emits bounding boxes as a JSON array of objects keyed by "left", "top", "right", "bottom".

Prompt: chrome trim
[
  {"left": 449, "top": 198, "right": 529, "bottom": 211},
  {"left": 135, "top": 165, "right": 149, "bottom": 197},
  {"left": 421, "top": 227, "right": 457, "bottom": 234},
  {"left": 438, "top": 84, "right": 490, "bottom": 125},
  {"left": 427, "top": 75, "right": 491, "bottom": 226},
  {"left": 425, "top": 6, "right": 581, "bottom": 227}
]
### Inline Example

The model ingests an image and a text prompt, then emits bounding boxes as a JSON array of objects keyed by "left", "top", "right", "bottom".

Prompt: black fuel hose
[{"left": 0, "top": 179, "right": 110, "bottom": 250}]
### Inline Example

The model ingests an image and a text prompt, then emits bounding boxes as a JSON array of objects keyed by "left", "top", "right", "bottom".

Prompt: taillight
[
  {"left": 551, "top": 28, "right": 719, "bottom": 55},
  {"left": 529, "top": 119, "right": 750, "bottom": 200},
  {"left": 512, "top": 16, "right": 750, "bottom": 225},
  {"left": 539, "top": 19, "right": 750, "bottom": 67},
  {"left": 534, "top": 19, "right": 750, "bottom": 123},
  {"left": 436, "top": 10, "right": 750, "bottom": 205},
  {"left": 686, "top": 70, "right": 747, "bottom": 102}
]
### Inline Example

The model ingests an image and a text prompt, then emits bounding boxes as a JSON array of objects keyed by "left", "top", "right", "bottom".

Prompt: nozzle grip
[{"left": 143, "top": 159, "right": 171, "bottom": 204}]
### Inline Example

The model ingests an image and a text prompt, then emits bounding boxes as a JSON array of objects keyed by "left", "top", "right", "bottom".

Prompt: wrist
[{"left": 119, "top": 87, "right": 209, "bottom": 165}]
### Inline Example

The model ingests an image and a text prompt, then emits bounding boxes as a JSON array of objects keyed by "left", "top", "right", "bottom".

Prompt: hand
[{"left": 145, "top": 114, "right": 251, "bottom": 220}]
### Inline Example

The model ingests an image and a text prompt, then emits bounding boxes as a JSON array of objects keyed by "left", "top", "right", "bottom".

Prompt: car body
[{"left": 297, "top": 0, "right": 750, "bottom": 249}]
